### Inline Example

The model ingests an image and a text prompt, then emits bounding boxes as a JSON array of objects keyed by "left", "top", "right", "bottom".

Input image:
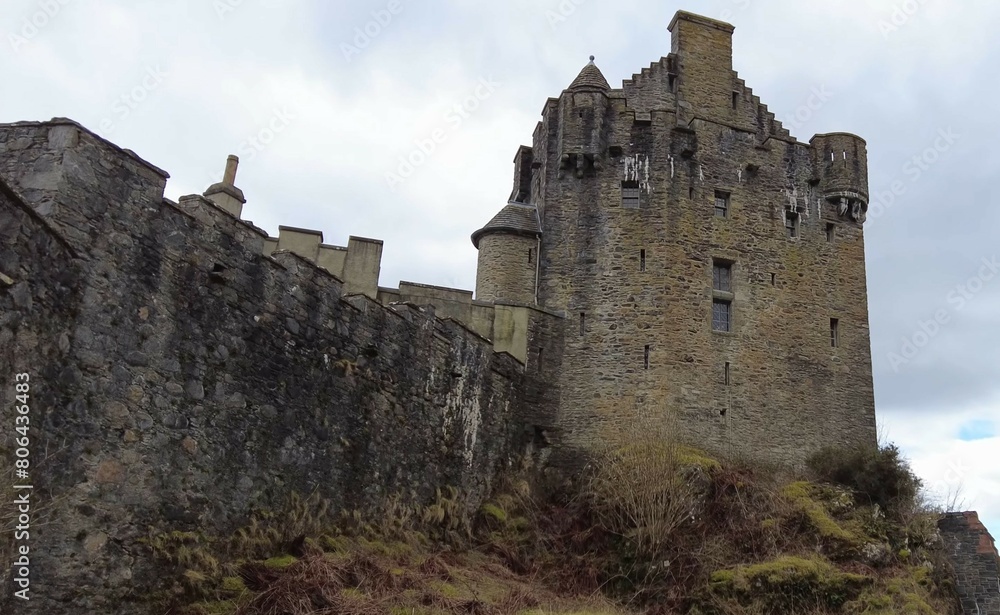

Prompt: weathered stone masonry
[
  {"left": 0, "top": 120, "right": 558, "bottom": 613},
  {"left": 939, "top": 512, "right": 1000, "bottom": 614},
  {"left": 1, "top": 9, "right": 996, "bottom": 614},
  {"left": 472, "top": 11, "right": 877, "bottom": 467}
]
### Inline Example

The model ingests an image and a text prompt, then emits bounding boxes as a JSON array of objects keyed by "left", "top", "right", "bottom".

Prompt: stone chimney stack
[
  {"left": 668, "top": 11, "right": 737, "bottom": 126},
  {"left": 204, "top": 154, "right": 247, "bottom": 217}
]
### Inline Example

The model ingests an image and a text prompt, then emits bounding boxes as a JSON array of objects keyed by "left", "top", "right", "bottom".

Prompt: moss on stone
[
  {"left": 676, "top": 446, "right": 722, "bottom": 471},
  {"left": 783, "top": 481, "right": 862, "bottom": 546},
  {"left": 262, "top": 555, "right": 297, "bottom": 569},
  {"left": 220, "top": 576, "right": 245, "bottom": 593},
  {"left": 844, "top": 567, "right": 940, "bottom": 614},
  {"left": 708, "top": 555, "right": 871, "bottom": 610}
]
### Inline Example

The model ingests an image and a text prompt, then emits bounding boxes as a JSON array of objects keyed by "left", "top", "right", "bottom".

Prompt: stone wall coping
[
  {"left": 278, "top": 225, "right": 323, "bottom": 238},
  {"left": 398, "top": 280, "right": 474, "bottom": 296},
  {"left": 178, "top": 194, "right": 270, "bottom": 237},
  {"left": 668, "top": 10, "right": 735, "bottom": 34},
  {"left": 812, "top": 132, "right": 868, "bottom": 145},
  {"left": 1, "top": 117, "right": 170, "bottom": 179}
]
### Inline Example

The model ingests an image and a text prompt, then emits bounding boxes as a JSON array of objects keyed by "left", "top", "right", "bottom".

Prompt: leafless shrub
[{"left": 586, "top": 413, "right": 706, "bottom": 561}]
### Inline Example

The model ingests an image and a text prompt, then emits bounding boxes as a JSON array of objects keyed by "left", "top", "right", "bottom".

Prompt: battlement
[{"left": 0, "top": 117, "right": 549, "bottom": 365}]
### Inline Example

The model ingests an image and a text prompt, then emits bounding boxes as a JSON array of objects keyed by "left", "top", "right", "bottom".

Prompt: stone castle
[
  {"left": 206, "top": 9, "right": 879, "bottom": 466},
  {"left": 0, "top": 9, "right": 994, "bottom": 614}
]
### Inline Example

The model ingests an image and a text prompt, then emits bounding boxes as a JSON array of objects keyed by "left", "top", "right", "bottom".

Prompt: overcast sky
[{"left": 2, "top": 0, "right": 996, "bottom": 533}]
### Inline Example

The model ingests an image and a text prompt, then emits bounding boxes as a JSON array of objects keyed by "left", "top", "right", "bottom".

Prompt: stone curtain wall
[
  {"left": 939, "top": 512, "right": 1000, "bottom": 614},
  {"left": 0, "top": 121, "right": 537, "bottom": 614}
]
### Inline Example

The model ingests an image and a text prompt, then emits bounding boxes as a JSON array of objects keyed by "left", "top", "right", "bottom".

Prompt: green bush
[{"left": 806, "top": 444, "right": 921, "bottom": 517}]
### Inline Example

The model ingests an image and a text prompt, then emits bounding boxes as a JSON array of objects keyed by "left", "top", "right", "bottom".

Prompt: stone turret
[
  {"left": 810, "top": 132, "right": 870, "bottom": 223},
  {"left": 472, "top": 201, "right": 540, "bottom": 304},
  {"left": 557, "top": 57, "right": 611, "bottom": 179}
]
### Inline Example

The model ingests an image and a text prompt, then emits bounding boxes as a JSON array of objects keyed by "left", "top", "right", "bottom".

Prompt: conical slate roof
[
  {"left": 567, "top": 57, "right": 610, "bottom": 92},
  {"left": 471, "top": 202, "right": 541, "bottom": 248}
]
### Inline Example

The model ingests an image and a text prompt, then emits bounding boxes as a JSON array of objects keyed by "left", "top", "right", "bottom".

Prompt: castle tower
[
  {"left": 471, "top": 201, "right": 540, "bottom": 304},
  {"left": 476, "top": 11, "right": 878, "bottom": 467}
]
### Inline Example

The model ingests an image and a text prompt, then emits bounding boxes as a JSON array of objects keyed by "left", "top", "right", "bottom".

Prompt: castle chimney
[
  {"left": 223, "top": 155, "right": 239, "bottom": 185},
  {"left": 668, "top": 11, "right": 737, "bottom": 126},
  {"left": 204, "top": 154, "right": 247, "bottom": 217}
]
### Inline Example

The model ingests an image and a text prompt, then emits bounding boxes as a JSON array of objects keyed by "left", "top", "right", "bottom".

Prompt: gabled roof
[
  {"left": 471, "top": 202, "right": 541, "bottom": 248},
  {"left": 567, "top": 57, "right": 610, "bottom": 92}
]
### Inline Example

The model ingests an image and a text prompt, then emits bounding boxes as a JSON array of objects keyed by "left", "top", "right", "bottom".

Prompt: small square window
[
  {"left": 713, "top": 262, "right": 732, "bottom": 292},
  {"left": 785, "top": 211, "right": 800, "bottom": 238},
  {"left": 714, "top": 191, "right": 730, "bottom": 218},
  {"left": 713, "top": 300, "right": 731, "bottom": 332},
  {"left": 622, "top": 181, "right": 640, "bottom": 209}
]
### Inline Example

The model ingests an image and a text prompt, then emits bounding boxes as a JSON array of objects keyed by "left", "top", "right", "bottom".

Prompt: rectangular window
[
  {"left": 831, "top": 318, "right": 840, "bottom": 348},
  {"left": 668, "top": 73, "right": 677, "bottom": 92},
  {"left": 580, "top": 312, "right": 586, "bottom": 336},
  {"left": 725, "top": 362, "right": 731, "bottom": 386},
  {"left": 732, "top": 91, "right": 739, "bottom": 109},
  {"left": 644, "top": 345, "right": 650, "bottom": 370},
  {"left": 622, "top": 181, "right": 640, "bottom": 209},
  {"left": 712, "top": 300, "right": 731, "bottom": 332},
  {"left": 785, "top": 211, "right": 799, "bottom": 238},
  {"left": 713, "top": 262, "right": 732, "bottom": 292},
  {"left": 640, "top": 249, "right": 646, "bottom": 272},
  {"left": 689, "top": 186, "right": 695, "bottom": 200},
  {"left": 770, "top": 273, "right": 776, "bottom": 286},
  {"left": 714, "top": 190, "right": 730, "bottom": 218},
  {"left": 528, "top": 248, "right": 534, "bottom": 264},
  {"left": 826, "top": 223, "right": 836, "bottom": 242}
]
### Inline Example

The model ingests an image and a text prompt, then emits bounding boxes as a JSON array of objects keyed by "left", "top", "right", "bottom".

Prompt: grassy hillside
[{"left": 148, "top": 438, "right": 961, "bottom": 615}]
